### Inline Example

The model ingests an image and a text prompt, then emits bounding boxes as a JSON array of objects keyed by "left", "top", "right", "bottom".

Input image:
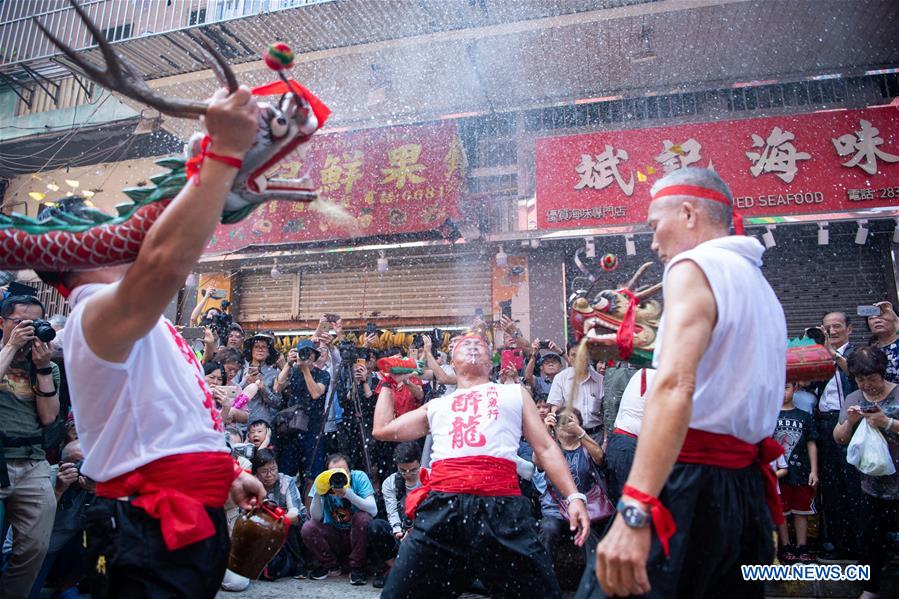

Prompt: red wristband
[
  {"left": 185, "top": 135, "right": 243, "bottom": 184},
  {"left": 622, "top": 484, "right": 677, "bottom": 558},
  {"left": 232, "top": 458, "right": 249, "bottom": 481},
  {"left": 205, "top": 150, "right": 243, "bottom": 170}
]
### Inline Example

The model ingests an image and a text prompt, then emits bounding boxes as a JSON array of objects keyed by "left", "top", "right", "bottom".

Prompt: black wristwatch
[
  {"left": 617, "top": 500, "right": 650, "bottom": 529},
  {"left": 35, "top": 366, "right": 54, "bottom": 376}
]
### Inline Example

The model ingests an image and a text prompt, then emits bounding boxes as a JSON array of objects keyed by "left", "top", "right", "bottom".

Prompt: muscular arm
[
  {"left": 624, "top": 261, "right": 715, "bottom": 501},
  {"left": 79, "top": 88, "right": 258, "bottom": 363},
  {"left": 521, "top": 387, "right": 578, "bottom": 497},
  {"left": 372, "top": 385, "right": 430, "bottom": 442}
]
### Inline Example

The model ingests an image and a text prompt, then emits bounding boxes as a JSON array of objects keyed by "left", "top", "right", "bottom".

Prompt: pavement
[{"left": 216, "top": 574, "right": 382, "bottom": 598}]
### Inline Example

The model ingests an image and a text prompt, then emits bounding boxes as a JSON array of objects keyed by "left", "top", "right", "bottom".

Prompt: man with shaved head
[{"left": 583, "top": 168, "right": 787, "bottom": 598}]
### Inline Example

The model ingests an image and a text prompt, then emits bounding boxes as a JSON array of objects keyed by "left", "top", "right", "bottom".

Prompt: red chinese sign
[
  {"left": 536, "top": 106, "right": 899, "bottom": 229},
  {"left": 207, "top": 121, "right": 464, "bottom": 252}
]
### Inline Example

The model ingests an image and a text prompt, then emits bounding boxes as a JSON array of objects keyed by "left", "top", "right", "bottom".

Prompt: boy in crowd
[
  {"left": 774, "top": 382, "right": 819, "bottom": 563},
  {"left": 246, "top": 420, "right": 273, "bottom": 451}
]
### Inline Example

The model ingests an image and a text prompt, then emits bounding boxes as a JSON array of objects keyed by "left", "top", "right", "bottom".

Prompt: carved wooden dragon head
[
  {"left": 35, "top": 0, "right": 329, "bottom": 217},
  {"left": 568, "top": 262, "right": 662, "bottom": 365}
]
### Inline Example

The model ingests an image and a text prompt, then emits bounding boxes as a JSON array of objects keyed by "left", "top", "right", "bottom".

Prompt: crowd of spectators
[{"left": 1, "top": 274, "right": 898, "bottom": 595}]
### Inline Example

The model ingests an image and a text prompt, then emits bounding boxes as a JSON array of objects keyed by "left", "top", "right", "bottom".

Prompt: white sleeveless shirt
[
  {"left": 427, "top": 382, "right": 522, "bottom": 464},
  {"left": 653, "top": 236, "right": 786, "bottom": 444},
  {"left": 64, "top": 284, "right": 228, "bottom": 481}
]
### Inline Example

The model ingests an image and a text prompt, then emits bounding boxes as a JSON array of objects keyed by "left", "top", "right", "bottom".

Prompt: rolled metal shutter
[
  {"left": 298, "top": 256, "right": 492, "bottom": 323},
  {"left": 761, "top": 224, "right": 894, "bottom": 345},
  {"left": 235, "top": 272, "right": 298, "bottom": 323}
]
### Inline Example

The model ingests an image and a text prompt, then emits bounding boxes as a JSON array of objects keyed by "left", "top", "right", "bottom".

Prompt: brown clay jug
[{"left": 228, "top": 500, "right": 289, "bottom": 579}]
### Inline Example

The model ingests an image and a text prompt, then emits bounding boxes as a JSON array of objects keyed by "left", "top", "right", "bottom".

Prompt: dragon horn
[
  {"left": 189, "top": 33, "right": 239, "bottom": 94},
  {"left": 635, "top": 282, "right": 663, "bottom": 299},
  {"left": 34, "top": 0, "right": 215, "bottom": 119},
  {"left": 623, "top": 262, "right": 654, "bottom": 291}
]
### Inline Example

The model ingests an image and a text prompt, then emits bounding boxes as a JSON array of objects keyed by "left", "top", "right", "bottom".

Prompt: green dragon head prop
[{"left": 0, "top": 0, "right": 329, "bottom": 272}]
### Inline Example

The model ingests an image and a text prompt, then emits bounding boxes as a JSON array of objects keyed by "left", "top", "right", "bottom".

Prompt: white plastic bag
[{"left": 847, "top": 419, "right": 896, "bottom": 476}]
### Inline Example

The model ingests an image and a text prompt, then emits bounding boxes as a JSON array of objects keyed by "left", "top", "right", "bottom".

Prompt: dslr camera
[
  {"left": 329, "top": 470, "right": 348, "bottom": 491},
  {"left": 338, "top": 341, "right": 361, "bottom": 362},
  {"left": 202, "top": 300, "right": 234, "bottom": 346},
  {"left": 296, "top": 347, "right": 316, "bottom": 362},
  {"left": 230, "top": 442, "right": 256, "bottom": 462},
  {"left": 32, "top": 319, "right": 56, "bottom": 343}
]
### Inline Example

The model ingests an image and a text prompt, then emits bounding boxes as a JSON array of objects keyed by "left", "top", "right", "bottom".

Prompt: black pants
[
  {"left": 816, "top": 411, "right": 863, "bottom": 553},
  {"left": 605, "top": 432, "right": 638, "bottom": 505},
  {"left": 367, "top": 518, "right": 401, "bottom": 566},
  {"left": 538, "top": 516, "right": 601, "bottom": 568},
  {"left": 381, "top": 493, "right": 562, "bottom": 599},
  {"left": 83, "top": 497, "right": 229, "bottom": 599},
  {"left": 576, "top": 463, "right": 774, "bottom": 599},
  {"left": 858, "top": 493, "right": 898, "bottom": 593}
]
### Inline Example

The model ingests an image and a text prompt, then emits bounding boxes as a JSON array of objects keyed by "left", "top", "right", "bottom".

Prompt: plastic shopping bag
[{"left": 847, "top": 419, "right": 896, "bottom": 476}]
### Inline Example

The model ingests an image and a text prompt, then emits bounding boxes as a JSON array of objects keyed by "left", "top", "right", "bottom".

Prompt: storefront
[{"left": 534, "top": 105, "right": 899, "bottom": 344}]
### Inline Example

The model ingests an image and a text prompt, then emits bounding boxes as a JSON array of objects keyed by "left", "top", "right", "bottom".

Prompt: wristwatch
[
  {"left": 35, "top": 366, "right": 53, "bottom": 376},
  {"left": 616, "top": 499, "right": 650, "bottom": 529}
]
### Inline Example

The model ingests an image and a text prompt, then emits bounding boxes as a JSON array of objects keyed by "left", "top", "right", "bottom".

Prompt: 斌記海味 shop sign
[{"left": 536, "top": 106, "right": 899, "bottom": 230}]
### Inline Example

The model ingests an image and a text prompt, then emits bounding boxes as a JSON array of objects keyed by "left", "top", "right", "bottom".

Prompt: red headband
[
  {"left": 449, "top": 332, "right": 488, "bottom": 354},
  {"left": 651, "top": 184, "right": 744, "bottom": 235}
]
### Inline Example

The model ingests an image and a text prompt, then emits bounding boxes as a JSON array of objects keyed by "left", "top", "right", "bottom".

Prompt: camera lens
[
  {"left": 32, "top": 319, "right": 56, "bottom": 342},
  {"left": 329, "top": 471, "right": 348, "bottom": 489}
]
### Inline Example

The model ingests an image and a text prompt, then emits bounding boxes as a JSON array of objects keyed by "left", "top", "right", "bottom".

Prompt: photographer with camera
[
  {"left": 274, "top": 339, "right": 330, "bottom": 483},
  {"left": 367, "top": 441, "right": 422, "bottom": 588},
  {"left": 28, "top": 440, "right": 96, "bottom": 599},
  {"left": 525, "top": 339, "right": 564, "bottom": 396},
  {"left": 302, "top": 452, "right": 377, "bottom": 585},
  {"left": 191, "top": 285, "right": 235, "bottom": 349},
  {"left": 0, "top": 295, "right": 60, "bottom": 596}
]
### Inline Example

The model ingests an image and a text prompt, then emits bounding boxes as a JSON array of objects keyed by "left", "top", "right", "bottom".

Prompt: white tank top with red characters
[
  {"left": 64, "top": 284, "right": 228, "bottom": 482},
  {"left": 427, "top": 382, "right": 523, "bottom": 464}
]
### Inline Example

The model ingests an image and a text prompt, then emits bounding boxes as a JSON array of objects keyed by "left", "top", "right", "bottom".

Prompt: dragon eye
[{"left": 270, "top": 115, "right": 289, "bottom": 139}]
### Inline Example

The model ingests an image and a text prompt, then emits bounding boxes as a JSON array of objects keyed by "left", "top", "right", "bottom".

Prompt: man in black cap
[
  {"left": 525, "top": 339, "right": 565, "bottom": 397},
  {"left": 274, "top": 339, "right": 330, "bottom": 482}
]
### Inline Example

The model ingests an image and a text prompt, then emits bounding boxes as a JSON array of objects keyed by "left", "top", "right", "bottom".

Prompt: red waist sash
[
  {"left": 405, "top": 456, "right": 520, "bottom": 520},
  {"left": 613, "top": 427, "right": 638, "bottom": 439},
  {"left": 96, "top": 451, "right": 236, "bottom": 551},
  {"left": 624, "top": 428, "right": 784, "bottom": 558}
]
